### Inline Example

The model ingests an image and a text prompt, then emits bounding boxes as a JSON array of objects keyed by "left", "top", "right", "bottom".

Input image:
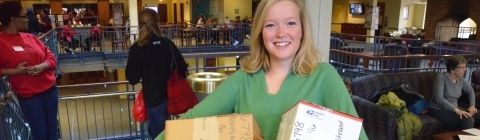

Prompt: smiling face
[{"left": 262, "top": 0, "right": 302, "bottom": 64}]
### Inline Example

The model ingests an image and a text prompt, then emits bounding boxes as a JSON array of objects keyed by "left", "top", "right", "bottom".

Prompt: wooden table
[{"left": 433, "top": 129, "right": 476, "bottom": 140}]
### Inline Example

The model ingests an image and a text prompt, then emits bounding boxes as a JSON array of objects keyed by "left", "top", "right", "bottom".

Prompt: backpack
[
  {"left": 90, "top": 27, "right": 101, "bottom": 39},
  {"left": 369, "top": 81, "right": 429, "bottom": 115}
]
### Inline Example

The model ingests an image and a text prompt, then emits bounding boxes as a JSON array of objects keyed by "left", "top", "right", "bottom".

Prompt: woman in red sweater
[{"left": 0, "top": 1, "right": 59, "bottom": 139}]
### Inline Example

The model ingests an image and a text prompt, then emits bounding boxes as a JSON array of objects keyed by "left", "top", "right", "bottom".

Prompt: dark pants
[
  {"left": 428, "top": 105, "right": 480, "bottom": 130},
  {"left": 209, "top": 31, "right": 220, "bottom": 45},
  {"left": 85, "top": 37, "right": 100, "bottom": 51},
  {"left": 18, "top": 85, "right": 59, "bottom": 140},
  {"left": 226, "top": 29, "right": 243, "bottom": 45},
  {"left": 146, "top": 101, "right": 168, "bottom": 139},
  {"left": 62, "top": 38, "right": 80, "bottom": 50}
]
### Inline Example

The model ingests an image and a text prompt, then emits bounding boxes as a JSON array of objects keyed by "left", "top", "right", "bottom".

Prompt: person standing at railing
[
  {"left": 39, "top": 9, "right": 52, "bottom": 33},
  {"left": 125, "top": 8, "right": 187, "bottom": 139},
  {"left": 0, "top": 1, "right": 59, "bottom": 140},
  {"left": 26, "top": 8, "right": 41, "bottom": 36},
  {"left": 243, "top": 16, "right": 252, "bottom": 39},
  {"left": 155, "top": 0, "right": 368, "bottom": 139},
  {"left": 85, "top": 21, "right": 101, "bottom": 52},
  {"left": 429, "top": 55, "right": 480, "bottom": 130},
  {"left": 61, "top": 20, "right": 79, "bottom": 54},
  {"left": 61, "top": 10, "right": 69, "bottom": 23},
  {"left": 223, "top": 16, "right": 240, "bottom": 45},
  {"left": 195, "top": 15, "right": 204, "bottom": 45}
]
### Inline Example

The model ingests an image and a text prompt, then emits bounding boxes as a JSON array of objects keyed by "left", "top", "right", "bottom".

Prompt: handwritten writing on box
[
  {"left": 277, "top": 101, "right": 362, "bottom": 140},
  {"left": 165, "top": 114, "right": 262, "bottom": 140},
  {"left": 218, "top": 115, "right": 254, "bottom": 140}
]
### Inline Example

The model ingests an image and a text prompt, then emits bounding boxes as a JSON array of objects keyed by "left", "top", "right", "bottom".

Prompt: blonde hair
[
  {"left": 137, "top": 9, "right": 162, "bottom": 46},
  {"left": 206, "top": 18, "right": 213, "bottom": 24},
  {"left": 240, "top": 0, "right": 320, "bottom": 76}
]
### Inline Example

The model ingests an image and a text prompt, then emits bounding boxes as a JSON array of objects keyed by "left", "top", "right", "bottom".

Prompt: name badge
[{"left": 13, "top": 46, "right": 24, "bottom": 51}]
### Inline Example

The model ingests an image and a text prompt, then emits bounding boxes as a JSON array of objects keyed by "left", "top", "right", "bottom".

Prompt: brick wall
[
  {"left": 425, "top": 0, "right": 480, "bottom": 40},
  {"left": 49, "top": 0, "right": 62, "bottom": 15},
  {"left": 97, "top": 0, "right": 110, "bottom": 25}
]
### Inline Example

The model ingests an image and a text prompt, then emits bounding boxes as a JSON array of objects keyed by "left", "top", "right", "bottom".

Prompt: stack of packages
[{"left": 164, "top": 100, "right": 363, "bottom": 140}]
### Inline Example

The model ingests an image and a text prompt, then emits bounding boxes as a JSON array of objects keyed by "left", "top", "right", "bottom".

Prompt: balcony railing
[{"left": 329, "top": 32, "right": 480, "bottom": 82}]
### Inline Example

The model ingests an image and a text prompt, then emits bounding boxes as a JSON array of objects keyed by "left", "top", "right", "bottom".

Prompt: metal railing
[
  {"left": 329, "top": 32, "right": 480, "bottom": 83},
  {"left": 53, "top": 51, "right": 249, "bottom": 140},
  {"left": 45, "top": 24, "right": 252, "bottom": 55},
  {"left": 57, "top": 88, "right": 147, "bottom": 140},
  {"left": 0, "top": 78, "right": 31, "bottom": 140}
]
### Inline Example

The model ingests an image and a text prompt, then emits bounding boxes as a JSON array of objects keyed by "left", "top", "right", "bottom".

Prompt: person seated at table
[
  {"left": 388, "top": 39, "right": 407, "bottom": 46},
  {"left": 84, "top": 22, "right": 101, "bottom": 52},
  {"left": 429, "top": 55, "right": 480, "bottom": 130},
  {"left": 208, "top": 19, "right": 220, "bottom": 45},
  {"left": 410, "top": 30, "right": 426, "bottom": 47},
  {"left": 61, "top": 20, "right": 79, "bottom": 54},
  {"left": 414, "top": 29, "right": 426, "bottom": 40}
]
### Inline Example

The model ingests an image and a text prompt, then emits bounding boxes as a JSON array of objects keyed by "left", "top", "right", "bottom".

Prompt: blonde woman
[
  {"left": 125, "top": 9, "right": 187, "bottom": 139},
  {"left": 156, "top": 0, "right": 368, "bottom": 139}
]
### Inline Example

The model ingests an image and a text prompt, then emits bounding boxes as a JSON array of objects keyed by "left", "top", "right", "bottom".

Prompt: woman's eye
[
  {"left": 265, "top": 24, "right": 274, "bottom": 28},
  {"left": 287, "top": 22, "right": 297, "bottom": 25}
]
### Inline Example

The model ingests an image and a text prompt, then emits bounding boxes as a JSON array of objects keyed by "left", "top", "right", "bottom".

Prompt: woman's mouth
[{"left": 274, "top": 42, "right": 291, "bottom": 47}]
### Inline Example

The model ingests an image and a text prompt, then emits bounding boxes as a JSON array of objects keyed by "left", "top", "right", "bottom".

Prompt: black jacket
[
  {"left": 125, "top": 35, "right": 188, "bottom": 108},
  {"left": 26, "top": 11, "right": 41, "bottom": 33}
]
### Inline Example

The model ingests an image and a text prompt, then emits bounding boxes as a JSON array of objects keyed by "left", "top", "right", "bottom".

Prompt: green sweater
[{"left": 156, "top": 63, "right": 369, "bottom": 140}]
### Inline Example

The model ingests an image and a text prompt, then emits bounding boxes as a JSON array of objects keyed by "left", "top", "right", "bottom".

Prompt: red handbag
[
  {"left": 133, "top": 89, "right": 148, "bottom": 122},
  {"left": 167, "top": 46, "right": 199, "bottom": 115}
]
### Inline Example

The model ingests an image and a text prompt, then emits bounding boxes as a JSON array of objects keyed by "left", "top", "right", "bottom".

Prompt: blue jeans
[
  {"left": 18, "top": 85, "right": 59, "bottom": 140},
  {"left": 146, "top": 101, "right": 168, "bottom": 139}
]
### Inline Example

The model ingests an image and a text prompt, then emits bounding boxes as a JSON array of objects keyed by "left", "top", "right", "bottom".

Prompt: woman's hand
[
  {"left": 27, "top": 63, "right": 48, "bottom": 76},
  {"left": 456, "top": 108, "right": 473, "bottom": 119},
  {"left": 468, "top": 106, "right": 478, "bottom": 114},
  {"left": 15, "top": 62, "right": 28, "bottom": 75}
]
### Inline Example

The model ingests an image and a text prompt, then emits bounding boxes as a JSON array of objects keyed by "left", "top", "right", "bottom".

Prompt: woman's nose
[{"left": 276, "top": 26, "right": 286, "bottom": 38}]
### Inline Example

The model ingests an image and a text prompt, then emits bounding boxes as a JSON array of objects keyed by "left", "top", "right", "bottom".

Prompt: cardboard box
[
  {"left": 277, "top": 101, "right": 363, "bottom": 140},
  {"left": 165, "top": 114, "right": 263, "bottom": 140}
]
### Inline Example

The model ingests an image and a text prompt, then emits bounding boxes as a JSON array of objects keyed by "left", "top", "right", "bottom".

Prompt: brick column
[
  {"left": 49, "top": 0, "right": 62, "bottom": 15},
  {"left": 97, "top": 0, "right": 110, "bottom": 25}
]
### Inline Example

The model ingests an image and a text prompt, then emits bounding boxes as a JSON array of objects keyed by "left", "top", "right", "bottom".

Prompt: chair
[
  {"left": 339, "top": 46, "right": 365, "bottom": 66},
  {"left": 330, "top": 37, "right": 345, "bottom": 50},
  {"left": 471, "top": 69, "right": 480, "bottom": 92},
  {"left": 381, "top": 45, "right": 410, "bottom": 72},
  {"left": 111, "top": 27, "right": 126, "bottom": 53},
  {"left": 112, "top": 39, "right": 126, "bottom": 53}
]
